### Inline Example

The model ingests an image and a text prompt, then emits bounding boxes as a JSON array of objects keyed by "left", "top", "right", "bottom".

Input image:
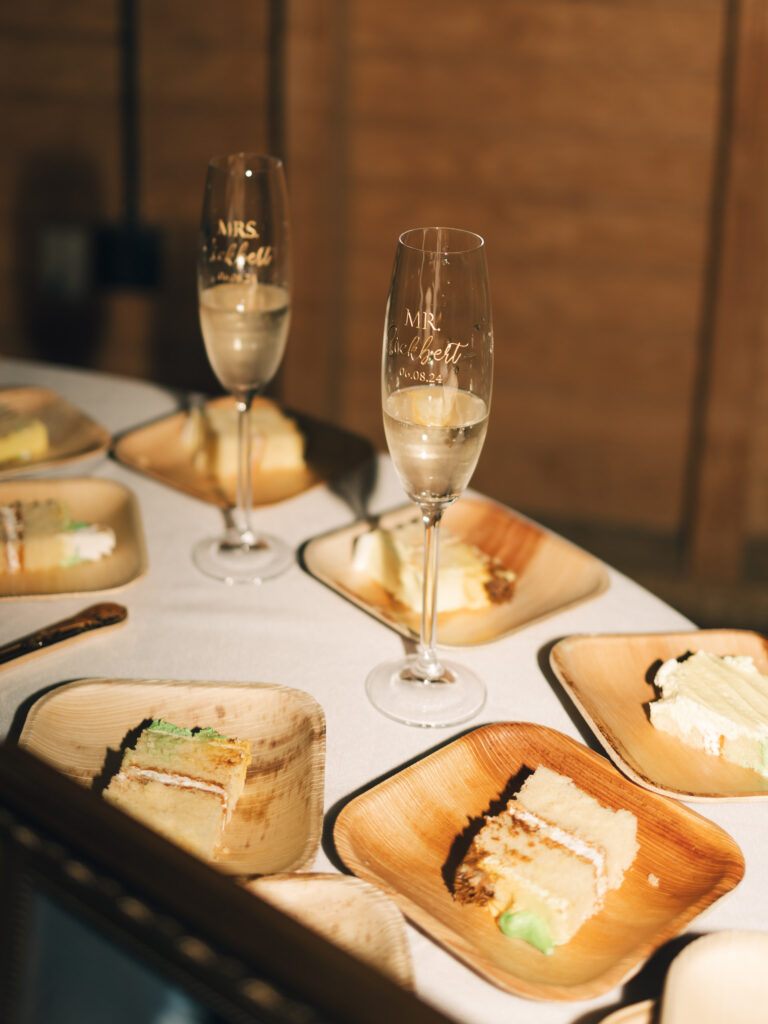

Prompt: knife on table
[{"left": 0, "top": 603, "right": 128, "bottom": 669}]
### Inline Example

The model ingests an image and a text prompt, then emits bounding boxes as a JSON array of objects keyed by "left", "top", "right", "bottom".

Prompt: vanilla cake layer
[
  {"left": 455, "top": 810, "right": 599, "bottom": 948},
  {"left": 0, "top": 500, "right": 115, "bottom": 573},
  {"left": 0, "top": 404, "right": 48, "bottom": 464},
  {"left": 515, "top": 765, "right": 638, "bottom": 891},
  {"left": 104, "top": 720, "right": 252, "bottom": 860},
  {"left": 182, "top": 400, "right": 305, "bottom": 482},
  {"left": 454, "top": 766, "right": 638, "bottom": 953},
  {"left": 650, "top": 651, "right": 768, "bottom": 778},
  {"left": 353, "top": 520, "right": 515, "bottom": 614},
  {"left": 105, "top": 772, "right": 226, "bottom": 860},
  {"left": 123, "top": 720, "right": 250, "bottom": 819}
]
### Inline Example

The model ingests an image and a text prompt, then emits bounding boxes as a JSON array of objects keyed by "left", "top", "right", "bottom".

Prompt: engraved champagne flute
[
  {"left": 192, "top": 153, "right": 293, "bottom": 583},
  {"left": 366, "top": 227, "right": 493, "bottom": 726}
]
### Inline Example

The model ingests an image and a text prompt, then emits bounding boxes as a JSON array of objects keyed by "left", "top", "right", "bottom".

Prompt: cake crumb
[{"left": 647, "top": 873, "right": 660, "bottom": 888}]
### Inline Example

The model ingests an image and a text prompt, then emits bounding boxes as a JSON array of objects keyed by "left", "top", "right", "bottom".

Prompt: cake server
[{"left": 0, "top": 602, "right": 128, "bottom": 669}]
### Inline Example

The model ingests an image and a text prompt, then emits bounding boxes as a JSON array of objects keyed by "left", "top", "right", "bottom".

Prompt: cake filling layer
[
  {"left": 118, "top": 766, "right": 230, "bottom": 813},
  {"left": 507, "top": 805, "right": 609, "bottom": 898}
]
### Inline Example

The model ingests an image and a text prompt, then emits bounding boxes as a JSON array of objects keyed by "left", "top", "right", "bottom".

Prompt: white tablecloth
[{"left": 1, "top": 357, "right": 763, "bottom": 1024}]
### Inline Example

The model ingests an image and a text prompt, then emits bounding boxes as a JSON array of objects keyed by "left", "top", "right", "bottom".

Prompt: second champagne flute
[
  {"left": 366, "top": 226, "right": 493, "bottom": 727},
  {"left": 193, "top": 152, "right": 293, "bottom": 584}
]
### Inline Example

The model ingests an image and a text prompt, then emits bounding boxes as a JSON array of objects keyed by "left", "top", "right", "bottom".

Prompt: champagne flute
[
  {"left": 192, "top": 153, "right": 293, "bottom": 583},
  {"left": 366, "top": 227, "right": 493, "bottom": 727}
]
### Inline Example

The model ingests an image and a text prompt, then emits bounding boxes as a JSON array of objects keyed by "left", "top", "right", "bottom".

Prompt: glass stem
[
  {"left": 234, "top": 395, "right": 256, "bottom": 548},
  {"left": 415, "top": 506, "right": 445, "bottom": 680}
]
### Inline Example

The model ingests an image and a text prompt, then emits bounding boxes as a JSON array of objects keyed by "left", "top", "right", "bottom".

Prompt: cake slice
[
  {"left": 649, "top": 651, "right": 768, "bottom": 777},
  {"left": 454, "top": 766, "right": 638, "bottom": 953},
  {"left": 353, "top": 520, "right": 515, "bottom": 614},
  {"left": 0, "top": 500, "right": 115, "bottom": 573},
  {"left": 0, "top": 403, "right": 48, "bottom": 464},
  {"left": 103, "top": 719, "right": 251, "bottom": 860},
  {"left": 182, "top": 398, "right": 305, "bottom": 482}
]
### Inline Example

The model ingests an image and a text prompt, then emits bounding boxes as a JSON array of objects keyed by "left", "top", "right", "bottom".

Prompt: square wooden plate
[
  {"left": 0, "top": 477, "right": 147, "bottom": 599},
  {"left": 549, "top": 630, "right": 768, "bottom": 800},
  {"left": 18, "top": 678, "right": 326, "bottom": 876},
  {"left": 113, "top": 395, "right": 374, "bottom": 508},
  {"left": 244, "top": 873, "right": 413, "bottom": 988},
  {"left": 333, "top": 722, "right": 744, "bottom": 1002},
  {"left": 302, "top": 497, "right": 610, "bottom": 646},
  {"left": 0, "top": 387, "right": 110, "bottom": 478},
  {"left": 658, "top": 930, "right": 768, "bottom": 1023}
]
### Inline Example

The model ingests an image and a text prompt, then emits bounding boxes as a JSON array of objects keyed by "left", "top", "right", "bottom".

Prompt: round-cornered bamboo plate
[
  {"left": 0, "top": 387, "right": 111, "bottom": 478},
  {"left": 19, "top": 679, "right": 326, "bottom": 876},
  {"left": 244, "top": 873, "right": 413, "bottom": 989},
  {"left": 0, "top": 478, "right": 147, "bottom": 599},
  {"left": 657, "top": 930, "right": 768, "bottom": 1024},
  {"left": 549, "top": 630, "right": 768, "bottom": 800},
  {"left": 113, "top": 394, "right": 374, "bottom": 509},
  {"left": 333, "top": 722, "right": 745, "bottom": 1002},
  {"left": 302, "top": 496, "right": 610, "bottom": 646}
]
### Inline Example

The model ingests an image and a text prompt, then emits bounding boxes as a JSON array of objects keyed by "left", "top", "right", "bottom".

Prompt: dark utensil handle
[{"left": 0, "top": 603, "right": 128, "bottom": 666}]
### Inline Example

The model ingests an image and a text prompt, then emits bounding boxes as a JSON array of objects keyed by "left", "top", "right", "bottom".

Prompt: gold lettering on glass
[
  {"left": 216, "top": 219, "right": 261, "bottom": 239},
  {"left": 405, "top": 308, "right": 439, "bottom": 331}
]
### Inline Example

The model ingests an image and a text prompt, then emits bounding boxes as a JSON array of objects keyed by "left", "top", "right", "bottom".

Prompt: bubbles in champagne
[
  {"left": 384, "top": 385, "right": 489, "bottom": 509},
  {"left": 199, "top": 282, "right": 290, "bottom": 395}
]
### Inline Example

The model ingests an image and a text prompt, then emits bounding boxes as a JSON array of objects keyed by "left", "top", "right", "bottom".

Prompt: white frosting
[
  {"left": 60, "top": 524, "right": 116, "bottom": 563},
  {"left": 121, "top": 766, "right": 229, "bottom": 813},
  {"left": 507, "top": 805, "right": 608, "bottom": 899},
  {"left": 651, "top": 651, "right": 768, "bottom": 751}
]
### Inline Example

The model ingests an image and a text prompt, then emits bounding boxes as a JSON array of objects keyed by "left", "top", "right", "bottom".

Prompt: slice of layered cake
[
  {"left": 0, "top": 403, "right": 48, "bottom": 464},
  {"left": 454, "top": 766, "right": 638, "bottom": 954},
  {"left": 103, "top": 719, "right": 251, "bottom": 860},
  {"left": 353, "top": 520, "right": 515, "bottom": 614},
  {"left": 181, "top": 398, "right": 305, "bottom": 482},
  {"left": 0, "top": 500, "right": 115, "bottom": 573},
  {"left": 649, "top": 651, "right": 768, "bottom": 777}
]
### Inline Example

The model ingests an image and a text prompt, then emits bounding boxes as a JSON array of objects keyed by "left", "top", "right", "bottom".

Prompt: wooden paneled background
[{"left": 2, "top": 0, "right": 767, "bottom": 628}]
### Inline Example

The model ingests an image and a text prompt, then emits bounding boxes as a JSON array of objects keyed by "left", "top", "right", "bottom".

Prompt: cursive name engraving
[
  {"left": 209, "top": 240, "right": 273, "bottom": 268},
  {"left": 387, "top": 320, "right": 468, "bottom": 366}
]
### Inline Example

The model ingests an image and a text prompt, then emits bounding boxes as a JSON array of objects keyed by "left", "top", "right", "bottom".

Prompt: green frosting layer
[
  {"left": 498, "top": 910, "right": 554, "bottom": 955},
  {"left": 148, "top": 719, "right": 229, "bottom": 742},
  {"left": 149, "top": 718, "right": 193, "bottom": 737}
]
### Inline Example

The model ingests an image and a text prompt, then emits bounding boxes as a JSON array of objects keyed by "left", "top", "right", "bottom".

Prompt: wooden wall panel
[
  {"left": 689, "top": 0, "right": 768, "bottom": 577},
  {"left": 0, "top": 6, "right": 121, "bottom": 366},
  {"left": 281, "top": 1, "right": 347, "bottom": 419},
  {"left": 286, "top": 0, "right": 723, "bottom": 531},
  {"left": 139, "top": 1, "right": 272, "bottom": 391}
]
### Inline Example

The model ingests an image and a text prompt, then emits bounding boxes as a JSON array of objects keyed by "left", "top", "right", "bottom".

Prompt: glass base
[
  {"left": 365, "top": 654, "right": 486, "bottom": 728},
  {"left": 192, "top": 532, "right": 293, "bottom": 584}
]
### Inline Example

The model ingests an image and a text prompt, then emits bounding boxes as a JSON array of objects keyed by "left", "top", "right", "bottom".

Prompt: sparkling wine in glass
[
  {"left": 192, "top": 152, "right": 293, "bottom": 583},
  {"left": 366, "top": 227, "right": 493, "bottom": 726}
]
